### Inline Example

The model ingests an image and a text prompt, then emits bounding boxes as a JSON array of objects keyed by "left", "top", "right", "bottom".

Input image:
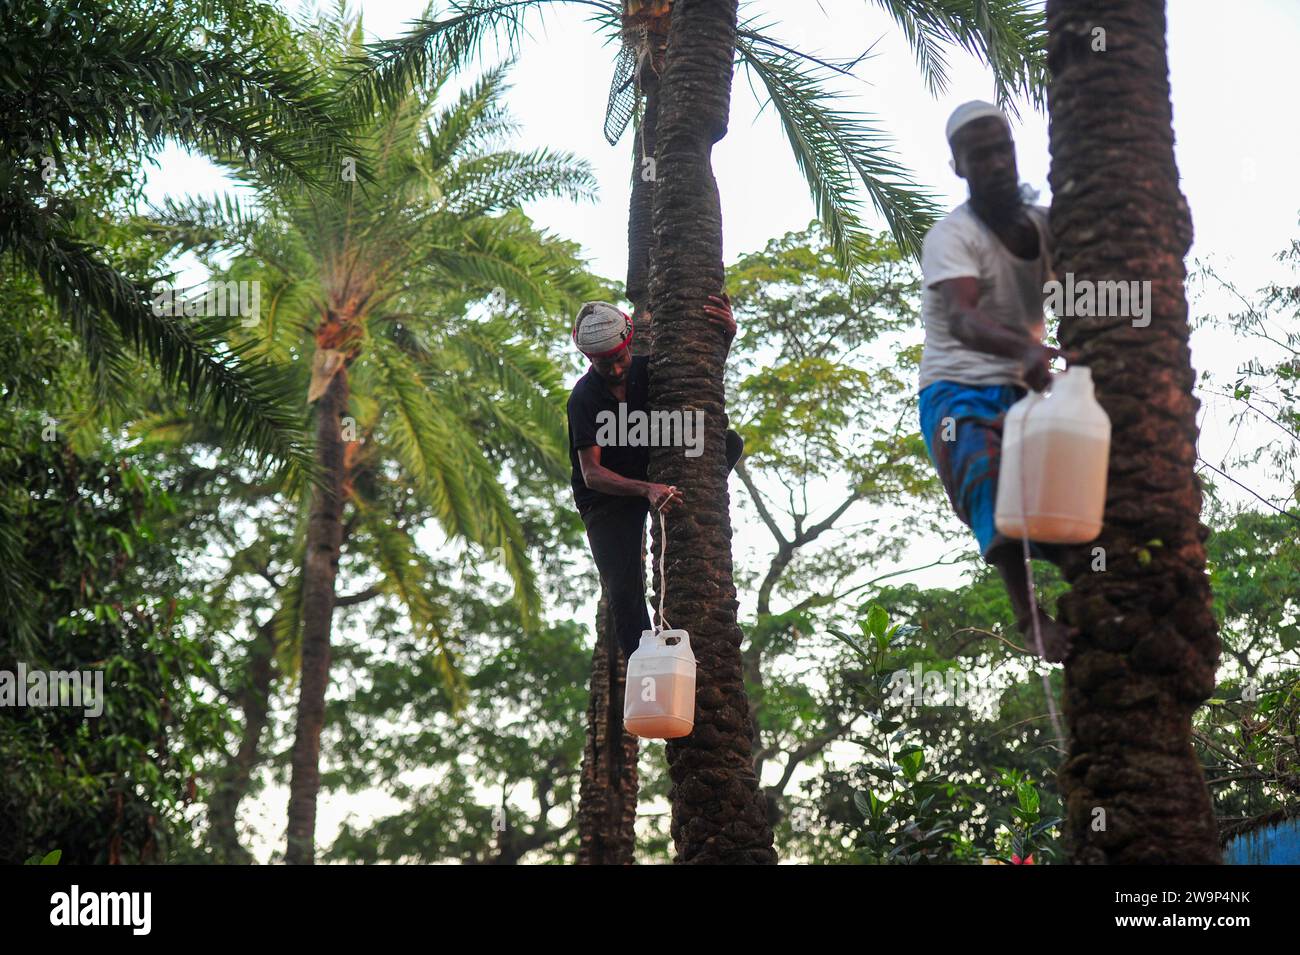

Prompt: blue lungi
[{"left": 918, "top": 379, "right": 1057, "bottom": 564}]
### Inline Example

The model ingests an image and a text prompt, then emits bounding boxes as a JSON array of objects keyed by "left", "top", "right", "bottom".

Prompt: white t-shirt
[{"left": 917, "top": 202, "right": 1053, "bottom": 391}]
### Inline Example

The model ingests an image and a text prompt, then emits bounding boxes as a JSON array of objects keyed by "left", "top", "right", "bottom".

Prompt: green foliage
[
  {"left": 0, "top": 0, "right": 364, "bottom": 474},
  {"left": 354, "top": 0, "right": 1048, "bottom": 266},
  {"left": 0, "top": 421, "right": 228, "bottom": 864},
  {"left": 727, "top": 223, "right": 931, "bottom": 493},
  {"left": 323, "top": 593, "right": 591, "bottom": 864},
  {"left": 733, "top": 29, "right": 941, "bottom": 265},
  {"left": 824, "top": 604, "right": 1061, "bottom": 863},
  {"left": 1193, "top": 508, "right": 1300, "bottom": 828},
  {"left": 988, "top": 768, "right": 1061, "bottom": 864},
  {"left": 1190, "top": 241, "right": 1300, "bottom": 832},
  {"left": 866, "top": 0, "right": 1048, "bottom": 111},
  {"left": 150, "top": 26, "right": 606, "bottom": 623}
]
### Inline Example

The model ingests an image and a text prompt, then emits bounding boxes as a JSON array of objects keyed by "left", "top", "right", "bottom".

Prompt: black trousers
[{"left": 581, "top": 430, "right": 743, "bottom": 660}]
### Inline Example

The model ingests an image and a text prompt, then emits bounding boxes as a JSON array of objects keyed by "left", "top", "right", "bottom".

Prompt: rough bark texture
[
  {"left": 573, "top": 22, "right": 678, "bottom": 860},
  {"left": 1045, "top": 0, "right": 1221, "bottom": 864},
  {"left": 647, "top": 0, "right": 776, "bottom": 864},
  {"left": 573, "top": 32, "right": 676, "bottom": 858},
  {"left": 748, "top": 552, "right": 788, "bottom": 829},
  {"left": 577, "top": 592, "right": 641, "bottom": 864},
  {"left": 285, "top": 360, "right": 349, "bottom": 865},
  {"left": 208, "top": 618, "right": 277, "bottom": 863},
  {"left": 626, "top": 15, "right": 668, "bottom": 324}
]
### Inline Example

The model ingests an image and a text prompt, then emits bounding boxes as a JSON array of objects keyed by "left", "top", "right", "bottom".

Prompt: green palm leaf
[
  {"left": 16, "top": 223, "right": 315, "bottom": 478},
  {"left": 736, "top": 32, "right": 941, "bottom": 265},
  {"left": 866, "top": 0, "right": 1047, "bottom": 114},
  {"left": 351, "top": 495, "right": 468, "bottom": 710}
]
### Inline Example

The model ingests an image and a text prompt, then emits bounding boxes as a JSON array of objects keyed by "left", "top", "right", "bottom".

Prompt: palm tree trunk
[
  {"left": 626, "top": 14, "right": 669, "bottom": 326},
  {"left": 574, "top": 20, "right": 676, "bottom": 857},
  {"left": 209, "top": 617, "right": 277, "bottom": 863},
  {"left": 577, "top": 591, "right": 641, "bottom": 863},
  {"left": 573, "top": 16, "right": 673, "bottom": 860},
  {"left": 646, "top": 0, "right": 776, "bottom": 864},
  {"left": 285, "top": 361, "right": 349, "bottom": 865},
  {"left": 627, "top": 123, "right": 656, "bottom": 323},
  {"left": 1045, "top": 0, "right": 1221, "bottom": 863}
]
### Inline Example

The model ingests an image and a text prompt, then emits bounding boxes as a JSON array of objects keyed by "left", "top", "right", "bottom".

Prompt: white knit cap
[
  {"left": 945, "top": 100, "right": 1011, "bottom": 143},
  {"left": 573, "top": 301, "right": 634, "bottom": 358}
]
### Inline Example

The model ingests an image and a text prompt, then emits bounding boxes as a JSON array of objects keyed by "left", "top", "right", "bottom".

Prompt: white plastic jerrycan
[
  {"left": 995, "top": 366, "right": 1111, "bottom": 543},
  {"left": 624, "top": 628, "right": 696, "bottom": 739}
]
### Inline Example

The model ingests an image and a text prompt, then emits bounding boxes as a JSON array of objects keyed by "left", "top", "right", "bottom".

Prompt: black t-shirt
[{"left": 567, "top": 355, "right": 651, "bottom": 516}]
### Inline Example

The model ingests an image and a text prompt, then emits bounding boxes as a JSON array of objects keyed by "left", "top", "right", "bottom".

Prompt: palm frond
[
  {"left": 0, "top": 492, "right": 39, "bottom": 658},
  {"left": 351, "top": 494, "right": 468, "bottom": 710},
  {"left": 349, "top": 0, "right": 620, "bottom": 112},
  {"left": 145, "top": 193, "right": 267, "bottom": 257},
  {"left": 867, "top": 0, "right": 1048, "bottom": 114},
  {"left": 369, "top": 336, "right": 540, "bottom": 622},
  {"left": 434, "top": 318, "right": 569, "bottom": 477},
  {"left": 423, "top": 62, "right": 520, "bottom": 170},
  {"left": 15, "top": 220, "right": 315, "bottom": 478},
  {"left": 6, "top": 1, "right": 363, "bottom": 190},
  {"left": 441, "top": 148, "right": 598, "bottom": 217},
  {"left": 419, "top": 211, "right": 599, "bottom": 312},
  {"left": 736, "top": 33, "right": 941, "bottom": 264},
  {"left": 368, "top": 339, "right": 481, "bottom": 544}
]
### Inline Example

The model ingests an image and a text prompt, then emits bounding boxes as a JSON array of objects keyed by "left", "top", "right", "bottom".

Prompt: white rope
[
  {"left": 655, "top": 502, "right": 670, "bottom": 634},
  {"left": 1015, "top": 390, "right": 1067, "bottom": 749}
]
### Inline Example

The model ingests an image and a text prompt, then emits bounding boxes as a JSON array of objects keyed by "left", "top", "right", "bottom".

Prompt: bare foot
[{"left": 1018, "top": 610, "right": 1075, "bottom": 663}]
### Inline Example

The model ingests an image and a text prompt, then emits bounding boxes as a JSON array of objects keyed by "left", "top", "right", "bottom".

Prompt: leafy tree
[{"left": 0, "top": 418, "right": 228, "bottom": 864}]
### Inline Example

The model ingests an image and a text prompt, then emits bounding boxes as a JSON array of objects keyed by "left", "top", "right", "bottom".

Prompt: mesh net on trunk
[{"left": 603, "top": 38, "right": 640, "bottom": 146}]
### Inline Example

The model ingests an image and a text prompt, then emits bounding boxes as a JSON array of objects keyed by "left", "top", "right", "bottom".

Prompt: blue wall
[{"left": 1223, "top": 817, "right": 1300, "bottom": 865}]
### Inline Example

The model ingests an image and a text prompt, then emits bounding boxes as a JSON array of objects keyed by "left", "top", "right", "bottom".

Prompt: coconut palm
[
  {"left": 1044, "top": 0, "right": 1220, "bottom": 863},
  {"left": 156, "top": 11, "right": 602, "bottom": 861}
]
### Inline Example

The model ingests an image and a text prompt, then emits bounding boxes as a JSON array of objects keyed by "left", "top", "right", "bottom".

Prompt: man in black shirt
[{"left": 567, "top": 298, "right": 743, "bottom": 660}]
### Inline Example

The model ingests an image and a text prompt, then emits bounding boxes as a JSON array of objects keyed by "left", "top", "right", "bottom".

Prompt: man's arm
[
  {"left": 936, "top": 276, "right": 1061, "bottom": 391},
  {"left": 577, "top": 445, "right": 681, "bottom": 511},
  {"left": 576, "top": 292, "right": 733, "bottom": 510}
]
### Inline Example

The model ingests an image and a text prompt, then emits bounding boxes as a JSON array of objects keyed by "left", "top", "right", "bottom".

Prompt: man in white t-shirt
[{"left": 917, "top": 101, "right": 1077, "bottom": 663}]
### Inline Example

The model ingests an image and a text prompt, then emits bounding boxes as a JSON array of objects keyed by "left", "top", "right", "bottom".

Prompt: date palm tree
[
  {"left": 576, "top": 593, "right": 640, "bottom": 863},
  {"left": 358, "top": 0, "right": 1049, "bottom": 861},
  {"left": 1044, "top": 0, "right": 1220, "bottom": 863},
  {"left": 644, "top": 0, "right": 777, "bottom": 864},
  {"left": 0, "top": 0, "right": 361, "bottom": 478},
  {"left": 361, "top": 0, "right": 1050, "bottom": 857},
  {"left": 157, "top": 12, "right": 601, "bottom": 862}
]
